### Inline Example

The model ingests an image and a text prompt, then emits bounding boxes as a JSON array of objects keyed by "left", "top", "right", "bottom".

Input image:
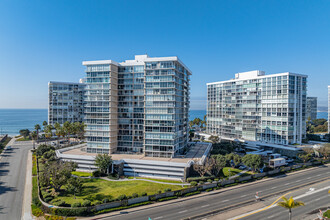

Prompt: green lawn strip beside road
[
  {"left": 127, "top": 176, "right": 183, "bottom": 183},
  {"left": 32, "top": 154, "right": 37, "bottom": 176},
  {"left": 0, "top": 136, "right": 12, "bottom": 154},
  {"left": 31, "top": 176, "right": 44, "bottom": 217},
  {"left": 54, "top": 178, "right": 182, "bottom": 205},
  {"left": 16, "top": 137, "right": 31, "bottom": 141},
  {"left": 72, "top": 171, "right": 92, "bottom": 177}
]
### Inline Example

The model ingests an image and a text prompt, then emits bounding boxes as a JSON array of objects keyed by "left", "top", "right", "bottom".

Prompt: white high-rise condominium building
[
  {"left": 207, "top": 70, "right": 307, "bottom": 145},
  {"left": 306, "top": 97, "right": 317, "bottom": 121},
  {"left": 83, "top": 55, "right": 191, "bottom": 157},
  {"left": 48, "top": 81, "right": 85, "bottom": 125}
]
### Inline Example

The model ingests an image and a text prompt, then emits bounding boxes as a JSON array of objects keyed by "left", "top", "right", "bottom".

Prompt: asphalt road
[
  {"left": 0, "top": 140, "right": 32, "bottom": 220},
  {"left": 95, "top": 165, "right": 330, "bottom": 220},
  {"left": 237, "top": 179, "right": 330, "bottom": 220}
]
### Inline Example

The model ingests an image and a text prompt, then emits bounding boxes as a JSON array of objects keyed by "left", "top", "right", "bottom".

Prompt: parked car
[
  {"left": 239, "top": 165, "right": 247, "bottom": 170},
  {"left": 6, "top": 146, "right": 12, "bottom": 150}
]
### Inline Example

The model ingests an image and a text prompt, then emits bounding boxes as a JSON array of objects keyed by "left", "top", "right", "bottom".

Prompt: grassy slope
[
  {"left": 127, "top": 177, "right": 183, "bottom": 183},
  {"left": 56, "top": 178, "right": 182, "bottom": 204},
  {"left": 72, "top": 171, "right": 92, "bottom": 177}
]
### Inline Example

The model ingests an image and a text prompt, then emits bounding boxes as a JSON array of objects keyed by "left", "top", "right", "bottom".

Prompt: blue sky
[{"left": 0, "top": 0, "right": 330, "bottom": 110}]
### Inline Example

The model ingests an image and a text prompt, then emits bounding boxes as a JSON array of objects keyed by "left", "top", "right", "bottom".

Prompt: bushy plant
[
  {"left": 44, "top": 196, "right": 54, "bottom": 203},
  {"left": 190, "top": 181, "right": 197, "bottom": 186},
  {"left": 53, "top": 200, "right": 67, "bottom": 207},
  {"left": 207, "top": 179, "right": 213, "bottom": 183},
  {"left": 92, "top": 170, "right": 101, "bottom": 177},
  {"left": 82, "top": 200, "right": 91, "bottom": 207},
  {"left": 141, "top": 192, "right": 147, "bottom": 196},
  {"left": 199, "top": 181, "right": 204, "bottom": 184},
  {"left": 103, "top": 198, "right": 109, "bottom": 203},
  {"left": 164, "top": 188, "right": 171, "bottom": 192},
  {"left": 93, "top": 201, "right": 102, "bottom": 205},
  {"left": 158, "top": 190, "right": 162, "bottom": 194},
  {"left": 117, "top": 194, "right": 127, "bottom": 201},
  {"left": 71, "top": 202, "right": 81, "bottom": 207},
  {"left": 132, "top": 193, "right": 138, "bottom": 198}
]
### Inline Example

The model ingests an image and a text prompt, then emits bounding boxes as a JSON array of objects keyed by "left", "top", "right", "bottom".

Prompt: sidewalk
[
  {"left": 21, "top": 150, "right": 34, "bottom": 220},
  {"left": 72, "top": 175, "right": 191, "bottom": 186}
]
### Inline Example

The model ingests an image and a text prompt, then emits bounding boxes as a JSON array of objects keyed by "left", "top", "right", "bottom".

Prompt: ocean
[
  {"left": 0, "top": 109, "right": 327, "bottom": 136},
  {"left": 0, "top": 109, "right": 48, "bottom": 136}
]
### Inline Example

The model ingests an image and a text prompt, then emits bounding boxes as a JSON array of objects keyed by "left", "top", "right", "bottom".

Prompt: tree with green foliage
[
  {"left": 210, "top": 155, "right": 227, "bottom": 176},
  {"left": 19, "top": 129, "right": 30, "bottom": 139},
  {"left": 298, "top": 153, "right": 311, "bottom": 163},
  {"left": 42, "top": 121, "right": 48, "bottom": 131},
  {"left": 211, "top": 142, "right": 235, "bottom": 155},
  {"left": 95, "top": 154, "right": 113, "bottom": 174},
  {"left": 30, "top": 131, "right": 37, "bottom": 149},
  {"left": 66, "top": 177, "right": 83, "bottom": 199},
  {"left": 242, "top": 154, "right": 263, "bottom": 172},
  {"left": 34, "top": 124, "right": 41, "bottom": 143},
  {"left": 193, "top": 157, "right": 213, "bottom": 177},
  {"left": 46, "top": 161, "right": 77, "bottom": 191},
  {"left": 277, "top": 196, "right": 305, "bottom": 220},
  {"left": 44, "top": 125, "right": 53, "bottom": 144}
]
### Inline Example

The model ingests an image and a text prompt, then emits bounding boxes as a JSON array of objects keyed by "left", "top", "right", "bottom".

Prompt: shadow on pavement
[
  {"left": 0, "top": 181, "right": 16, "bottom": 196},
  {"left": 0, "top": 162, "right": 9, "bottom": 168}
]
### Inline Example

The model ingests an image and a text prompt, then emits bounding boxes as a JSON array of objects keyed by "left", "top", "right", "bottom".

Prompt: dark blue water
[
  {"left": 0, "top": 109, "right": 327, "bottom": 136},
  {"left": 0, "top": 109, "right": 48, "bottom": 136}
]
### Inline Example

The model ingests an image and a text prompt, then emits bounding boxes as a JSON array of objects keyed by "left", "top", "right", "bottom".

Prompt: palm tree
[
  {"left": 42, "top": 121, "right": 48, "bottom": 131},
  {"left": 63, "top": 121, "right": 72, "bottom": 144},
  {"left": 277, "top": 196, "right": 305, "bottom": 220},
  {"left": 34, "top": 124, "right": 41, "bottom": 143},
  {"left": 44, "top": 124, "right": 53, "bottom": 144},
  {"left": 30, "top": 131, "right": 37, "bottom": 149}
]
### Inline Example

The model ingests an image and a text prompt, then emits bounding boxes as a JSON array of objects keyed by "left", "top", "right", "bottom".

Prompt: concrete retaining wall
[
  {"left": 127, "top": 196, "right": 149, "bottom": 205},
  {"left": 202, "top": 183, "right": 217, "bottom": 190},
  {"left": 268, "top": 169, "right": 280, "bottom": 175},
  {"left": 94, "top": 201, "right": 122, "bottom": 211},
  {"left": 220, "top": 179, "right": 235, "bottom": 186},
  {"left": 253, "top": 173, "right": 266, "bottom": 178},
  {"left": 238, "top": 176, "right": 252, "bottom": 182}
]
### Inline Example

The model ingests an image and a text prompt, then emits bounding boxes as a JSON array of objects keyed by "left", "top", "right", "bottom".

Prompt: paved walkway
[
  {"left": 21, "top": 150, "right": 33, "bottom": 220},
  {"left": 229, "top": 170, "right": 249, "bottom": 180},
  {"left": 72, "top": 175, "right": 191, "bottom": 186}
]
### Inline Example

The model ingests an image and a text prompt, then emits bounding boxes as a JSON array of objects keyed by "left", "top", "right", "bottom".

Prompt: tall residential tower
[
  {"left": 306, "top": 97, "right": 317, "bottom": 121},
  {"left": 207, "top": 70, "right": 307, "bottom": 145},
  {"left": 83, "top": 55, "right": 191, "bottom": 157},
  {"left": 48, "top": 81, "right": 85, "bottom": 125}
]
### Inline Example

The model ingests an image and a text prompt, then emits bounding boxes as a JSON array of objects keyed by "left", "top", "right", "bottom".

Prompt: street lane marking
[
  {"left": 296, "top": 180, "right": 301, "bottom": 182},
  {"left": 271, "top": 187, "right": 277, "bottom": 189},
  {"left": 240, "top": 195, "right": 247, "bottom": 198},
  {"left": 306, "top": 177, "right": 312, "bottom": 179},
  {"left": 154, "top": 217, "right": 163, "bottom": 219},
  {"left": 284, "top": 183, "right": 290, "bottom": 185},
  {"left": 232, "top": 191, "right": 292, "bottom": 220},
  {"left": 201, "top": 204, "right": 210, "bottom": 208},
  {"left": 178, "top": 210, "right": 187, "bottom": 213},
  {"left": 316, "top": 174, "right": 321, "bottom": 176},
  {"left": 222, "top": 199, "right": 229, "bottom": 202}
]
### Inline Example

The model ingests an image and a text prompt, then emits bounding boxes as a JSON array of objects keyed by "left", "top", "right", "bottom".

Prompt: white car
[{"left": 6, "top": 146, "right": 12, "bottom": 150}]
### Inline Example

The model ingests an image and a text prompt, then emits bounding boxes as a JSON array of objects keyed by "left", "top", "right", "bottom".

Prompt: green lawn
[
  {"left": 17, "top": 137, "right": 31, "bottom": 141},
  {"left": 127, "top": 177, "right": 183, "bottom": 184},
  {"left": 55, "top": 178, "right": 183, "bottom": 204},
  {"left": 221, "top": 167, "right": 243, "bottom": 177},
  {"left": 72, "top": 171, "right": 92, "bottom": 177}
]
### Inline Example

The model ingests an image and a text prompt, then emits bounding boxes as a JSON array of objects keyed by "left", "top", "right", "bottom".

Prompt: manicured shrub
[
  {"left": 44, "top": 196, "right": 53, "bottom": 203},
  {"left": 186, "top": 176, "right": 215, "bottom": 183},
  {"left": 92, "top": 170, "right": 101, "bottom": 177},
  {"left": 214, "top": 178, "right": 219, "bottom": 181},
  {"left": 103, "top": 198, "right": 109, "bottom": 203},
  {"left": 199, "top": 181, "right": 204, "bottom": 184},
  {"left": 71, "top": 202, "right": 81, "bottom": 207},
  {"left": 93, "top": 201, "right": 102, "bottom": 205},
  {"left": 82, "top": 200, "right": 91, "bottom": 207},
  {"left": 117, "top": 194, "right": 127, "bottom": 201},
  {"left": 53, "top": 200, "right": 66, "bottom": 207},
  {"left": 132, "top": 193, "right": 138, "bottom": 198},
  {"left": 158, "top": 190, "right": 162, "bottom": 194},
  {"left": 190, "top": 181, "right": 197, "bottom": 186},
  {"left": 158, "top": 196, "right": 177, "bottom": 202},
  {"left": 52, "top": 207, "right": 89, "bottom": 216},
  {"left": 164, "top": 188, "right": 171, "bottom": 192},
  {"left": 141, "top": 192, "right": 147, "bottom": 196},
  {"left": 31, "top": 204, "right": 43, "bottom": 217},
  {"left": 207, "top": 179, "right": 213, "bottom": 183}
]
